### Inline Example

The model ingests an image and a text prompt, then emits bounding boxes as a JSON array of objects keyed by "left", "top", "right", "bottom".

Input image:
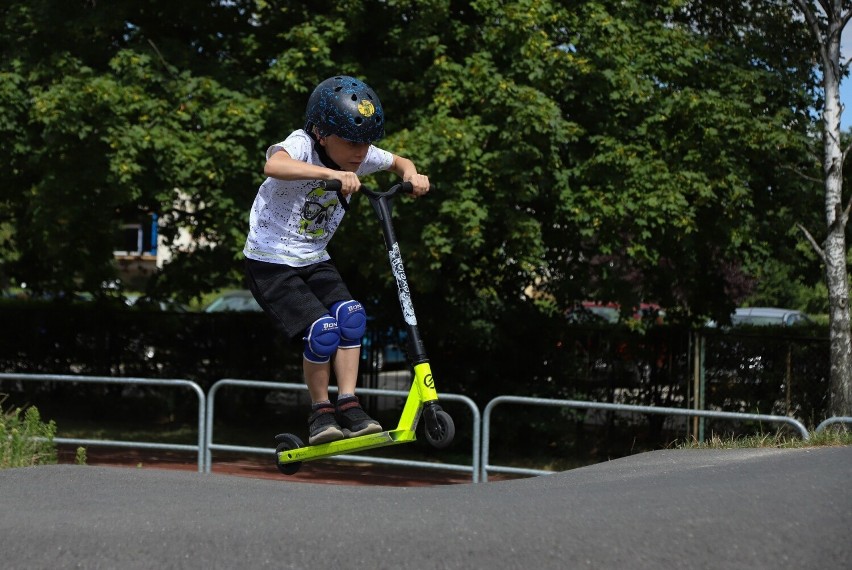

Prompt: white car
[
  {"left": 729, "top": 307, "right": 813, "bottom": 327},
  {"left": 203, "top": 290, "right": 263, "bottom": 312}
]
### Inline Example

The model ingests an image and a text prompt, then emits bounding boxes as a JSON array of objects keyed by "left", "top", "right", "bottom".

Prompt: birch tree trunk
[{"left": 795, "top": 0, "right": 852, "bottom": 417}]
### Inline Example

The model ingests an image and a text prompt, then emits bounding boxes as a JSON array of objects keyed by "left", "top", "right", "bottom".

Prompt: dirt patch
[{"left": 57, "top": 445, "right": 486, "bottom": 486}]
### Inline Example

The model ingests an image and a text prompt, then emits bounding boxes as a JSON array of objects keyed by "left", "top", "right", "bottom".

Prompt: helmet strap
[
  {"left": 313, "top": 138, "right": 342, "bottom": 171},
  {"left": 306, "top": 125, "right": 343, "bottom": 170}
]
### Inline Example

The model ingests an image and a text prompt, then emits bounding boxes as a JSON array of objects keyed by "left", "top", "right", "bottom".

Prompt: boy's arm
[
  {"left": 264, "top": 150, "right": 361, "bottom": 195},
  {"left": 389, "top": 155, "right": 430, "bottom": 197}
]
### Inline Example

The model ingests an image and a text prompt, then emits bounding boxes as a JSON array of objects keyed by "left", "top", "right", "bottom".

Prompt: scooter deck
[{"left": 277, "top": 428, "right": 417, "bottom": 465}]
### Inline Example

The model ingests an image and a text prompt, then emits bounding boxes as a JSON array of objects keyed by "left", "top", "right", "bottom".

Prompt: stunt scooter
[{"left": 274, "top": 179, "right": 455, "bottom": 475}]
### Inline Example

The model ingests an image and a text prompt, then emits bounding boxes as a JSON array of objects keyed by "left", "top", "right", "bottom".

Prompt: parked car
[
  {"left": 565, "top": 301, "right": 665, "bottom": 325},
  {"left": 729, "top": 307, "right": 813, "bottom": 327},
  {"left": 203, "top": 290, "right": 263, "bottom": 312},
  {"left": 124, "top": 293, "right": 189, "bottom": 312},
  {"left": 565, "top": 302, "right": 620, "bottom": 324}
]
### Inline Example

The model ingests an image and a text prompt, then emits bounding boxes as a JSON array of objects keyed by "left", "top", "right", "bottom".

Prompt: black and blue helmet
[{"left": 304, "top": 76, "right": 385, "bottom": 143}]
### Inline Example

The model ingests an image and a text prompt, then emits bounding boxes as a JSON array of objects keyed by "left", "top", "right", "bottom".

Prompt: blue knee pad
[
  {"left": 303, "top": 315, "right": 340, "bottom": 363},
  {"left": 331, "top": 300, "right": 367, "bottom": 349}
]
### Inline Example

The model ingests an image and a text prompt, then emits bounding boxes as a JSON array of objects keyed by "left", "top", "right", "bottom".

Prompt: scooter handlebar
[
  {"left": 321, "top": 179, "right": 414, "bottom": 200},
  {"left": 321, "top": 179, "right": 343, "bottom": 192}
]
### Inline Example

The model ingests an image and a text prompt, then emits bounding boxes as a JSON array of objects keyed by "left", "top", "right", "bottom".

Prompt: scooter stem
[{"left": 367, "top": 191, "right": 429, "bottom": 365}]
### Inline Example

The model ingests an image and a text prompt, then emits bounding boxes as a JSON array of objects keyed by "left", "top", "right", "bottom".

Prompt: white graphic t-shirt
[{"left": 243, "top": 130, "right": 394, "bottom": 266}]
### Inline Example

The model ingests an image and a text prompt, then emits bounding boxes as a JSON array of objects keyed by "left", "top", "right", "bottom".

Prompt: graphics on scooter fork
[
  {"left": 389, "top": 242, "right": 417, "bottom": 326},
  {"left": 274, "top": 180, "right": 456, "bottom": 475}
]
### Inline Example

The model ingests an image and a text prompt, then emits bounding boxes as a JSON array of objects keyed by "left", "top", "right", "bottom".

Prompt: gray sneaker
[
  {"left": 308, "top": 403, "right": 345, "bottom": 445},
  {"left": 335, "top": 395, "right": 382, "bottom": 438}
]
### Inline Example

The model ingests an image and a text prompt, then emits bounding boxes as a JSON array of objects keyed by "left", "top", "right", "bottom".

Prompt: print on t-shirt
[{"left": 299, "top": 187, "right": 340, "bottom": 238}]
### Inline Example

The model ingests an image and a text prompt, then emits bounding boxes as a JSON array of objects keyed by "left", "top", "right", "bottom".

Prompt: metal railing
[
  {"left": 5, "top": 372, "right": 848, "bottom": 484},
  {"left": 0, "top": 373, "right": 206, "bottom": 472},
  {"left": 815, "top": 416, "right": 852, "bottom": 433},
  {"left": 481, "top": 395, "right": 811, "bottom": 482},
  {"left": 206, "top": 379, "right": 482, "bottom": 482}
]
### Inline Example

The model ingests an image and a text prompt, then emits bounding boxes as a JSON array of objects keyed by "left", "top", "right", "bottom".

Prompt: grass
[
  {"left": 675, "top": 428, "right": 852, "bottom": 450},
  {"left": 490, "top": 429, "right": 852, "bottom": 474},
  {"left": 0, "top": 398, "right": 58, "bottom": 469}
]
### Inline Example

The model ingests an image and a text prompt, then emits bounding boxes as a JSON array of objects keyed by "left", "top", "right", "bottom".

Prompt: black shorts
[{"left": 245, "top": 259, "right": 353, "bottom": 340}]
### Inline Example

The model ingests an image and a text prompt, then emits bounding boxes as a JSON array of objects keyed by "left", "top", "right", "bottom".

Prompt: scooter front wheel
[
  {"left": 423, "top": 408, "right": 455, "bottom": 449},
  {"left": 274, "top": 433, "right": 304, "bottom": 475}
]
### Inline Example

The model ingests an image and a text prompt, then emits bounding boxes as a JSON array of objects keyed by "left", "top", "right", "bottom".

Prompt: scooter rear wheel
[
  {"left": 424, "top": 409, "right": 455, "bottom": 449},
  {"left": 274, "top": 433, "right": 304, "bottom": 475}
]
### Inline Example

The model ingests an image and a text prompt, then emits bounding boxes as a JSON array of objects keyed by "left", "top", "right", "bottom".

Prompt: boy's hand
[
  {"left": 330, "top": 171, "right": 361, "bottom": 196},
  {"left": 405, "top": 173, "right": 430, "bottom": 197}
]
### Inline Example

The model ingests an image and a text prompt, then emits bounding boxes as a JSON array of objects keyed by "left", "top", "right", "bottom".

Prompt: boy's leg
[
  {"left": 333, "top": 347, "right": 382, "bottom": 437},
  {"left": 332, "top": 346, "right": 360, "bottom": 395},
  {"left": 298, "top": 263, "right": 380, "bottom": 438},
  {"left": 245, "top": 260, "right": 349, "bottom": 445},
  {"left": 301, "top": 310, "right": 346, "bottom": 443},
  {"left": 304, "top": 359, "right": 345, "bottom": 444},
  {"left": 304, "top": 359, "right": 333, "bottom": 403}
]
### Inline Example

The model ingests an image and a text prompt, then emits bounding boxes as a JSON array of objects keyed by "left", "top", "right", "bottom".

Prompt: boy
[{"left": 243, "top": 76, "right": 429, "bottom": 445}]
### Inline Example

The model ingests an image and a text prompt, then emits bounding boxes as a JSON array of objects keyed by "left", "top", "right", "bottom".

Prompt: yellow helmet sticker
[{"left": 358, "top": 100, "right": 375, "bottom": 117}]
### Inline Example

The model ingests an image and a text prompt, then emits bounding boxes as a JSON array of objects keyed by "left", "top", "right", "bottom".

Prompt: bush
[{"left": 0, "top": 398, "right": 58, "bottom": 469}]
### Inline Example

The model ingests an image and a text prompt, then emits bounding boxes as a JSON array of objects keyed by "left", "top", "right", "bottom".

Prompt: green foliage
[
  {"left": 550, "top": 1, "right": 818, "bottom": 319},
  {"left": 0, "top": 0, "right": 828, "bottom": 332},
  {"left": 1, "top": 45, "right": 267, "bottom": 298},
  {"left": 0, "top": 399, "right": 58, "bottom": 469}
]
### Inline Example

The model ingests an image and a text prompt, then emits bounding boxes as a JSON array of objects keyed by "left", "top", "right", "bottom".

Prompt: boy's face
[{"left": 319, "top": 134, "right": 370, "bottom": 172}]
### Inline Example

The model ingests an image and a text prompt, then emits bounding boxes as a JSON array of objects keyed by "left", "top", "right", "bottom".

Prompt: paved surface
[{"left": 1, "top": 447, "right": 850, "bottom": 569}]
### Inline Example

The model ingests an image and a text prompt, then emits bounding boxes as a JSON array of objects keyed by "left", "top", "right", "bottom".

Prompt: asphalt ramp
[{"left": 1, "top": 446, "right": 850, "bottom": 569}]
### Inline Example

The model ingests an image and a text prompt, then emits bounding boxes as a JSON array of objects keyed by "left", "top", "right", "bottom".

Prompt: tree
[
  {"left": 0, "top": 1, "right": 267, "bottom": 298},
  {"left": 364, "top": 0, "right": 818, "bottom": 324},
  {"left": 0, "top": 0, "right": 834, "bottom": 403},
  {"left": 792, "top": 0, "right": 852, "bottom": 416}
]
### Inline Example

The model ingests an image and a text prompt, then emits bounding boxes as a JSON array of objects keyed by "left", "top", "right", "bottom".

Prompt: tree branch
[
  {"left": 797, "top": 223, "right": 827, "bottom": 262},
  {"left": 796, "top": 0, "right": 831, "bottom": 68},
  {"left": 827, "top": 202, "right": 848, "bottom": 235},
  {"left": 147, "top": 39, "right": 178, "bottom": 79},
  {"left": 781, "top": 164, "right": 824, "bottom": 185},
  {"left": 841, "top": 6, "right": 852, "bottom": 29},
  {"left": 843, "top": 193, "right": 852, "bottom": 226}
]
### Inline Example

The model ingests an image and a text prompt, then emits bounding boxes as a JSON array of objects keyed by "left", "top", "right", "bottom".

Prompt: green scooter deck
[{"left": 277, "top": 428, "right": 417, "bottom": 465}]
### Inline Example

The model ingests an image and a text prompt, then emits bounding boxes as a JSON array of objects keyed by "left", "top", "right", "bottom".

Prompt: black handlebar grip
[
  {"left": 401, "top": 181, "right": 414, "bottom": 194},
  {"left": 321, "top": 179, "right": 350, "bottom": 211},
  {"left": 322, "top": 179, "right": 343, "bottom": 192}
]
